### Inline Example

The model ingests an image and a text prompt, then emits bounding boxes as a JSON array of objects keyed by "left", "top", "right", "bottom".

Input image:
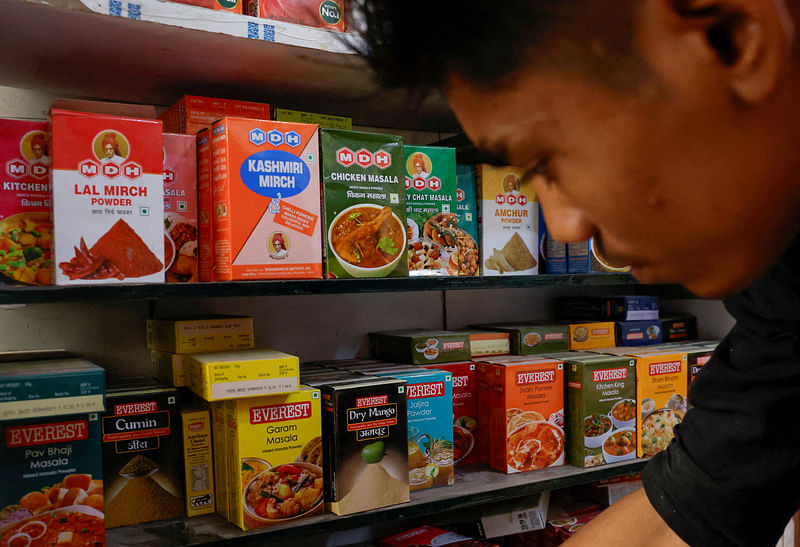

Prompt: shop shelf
[{"left": 106, "top": 459, "right": 647, "bottom": 546}]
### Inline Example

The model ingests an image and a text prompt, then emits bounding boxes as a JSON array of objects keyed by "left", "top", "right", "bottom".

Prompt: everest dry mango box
[
  {"left": 51, "top": 109, "right": 166, "bottom": 285},
  {"left": 184, "top": 349, "right": 299, "bottom": 401},
  {"left": 211, "top": 118, "right": 322, "bottom": 280}
]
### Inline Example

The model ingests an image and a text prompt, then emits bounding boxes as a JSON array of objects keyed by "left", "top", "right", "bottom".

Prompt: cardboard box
[
  {"left": 225, "top": 386, "right": 322, "bottom": 530},
  {"left": 210, "top": 401, "right": 229, "bottom": 520},
  {"left": 181, "top": 407, "right": 215, "bottom": 517},
  {"left": 476, "top": 164, "right": 538, "bottom": 276},
  {"left": 0, "top": 118, "right": 53, "bottom": 285},
  {"left": 51, "top": 109, "right": 165, "bottom": 285},
  {"left": 159, "top": 95, "right": 271, "bottom": 135},
  {"left": 660, "top": 315, "right": 698, "bottom": 342},
  {"left": 274, "top": 108, "right": 352, "bottom": 129},
  {"left": 211, "top": 117, "right": 323, "bottom": 280},
  {"left": 455, "top": 164, "right": 479, "bottom": 277},
  {"left": 184, "top": 348, "right": 299, "bottom": 402},
  {"left": 379, "top": 526, "right": 500, "bottom": 547},
  {"left": 480, "top": 491, "right": 550, "bottom": 538},
  {"left": 568, "top": 322, "right": 616, "bottom": 350},
  {"left": 146, "top": 315, "right": 255, "bottom": 354},
  {"left": 197, "top": 129, "right": 214, "bottom": 281},
  {"left": 320, "top": 129, "right": 408, "bottom": 279},
  {"left": 369, "top": 329, "right": 471, "bottom": 365},
  {"left": 247, "top": 0, "right": 345, "bottom": 31},
  {"left": 616, "top": 319, "right": 663, "bottom": 346},
  {"left": 422, "top": 361, "right": 478, "bottom": 465},
  {"left": 466, "top": 330, "right": 510, "bottom": 358},
  {"left": 470, "top": 323, "right": 569, "bottom": 356},
  {"left": 152, "top": 350, "right": 187, "bottom": 387},
  {"left": 162, "top": 133, "right": 199, "bottom": 282},
  {"left": 557, "top": 296, "right": 659, "bottom": 321}
]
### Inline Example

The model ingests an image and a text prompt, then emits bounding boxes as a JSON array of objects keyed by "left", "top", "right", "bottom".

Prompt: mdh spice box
[
  {"left": 197, "top": 128, "right": 214, "bottom": 281},
  {"left": 225, "top": 386, "right": 323, "bottom": 530},
  {"left": 369, "top": 329, "right": 471, "bottom": 365},
  {"left": 248, "top": 0, "right": 345, "bottom": 31},
  {"left": 320, "top": 129, "right": 408, "bottom": 279},
  {"left": 162, "top": 133, "right": 198, "bottom": 283},
  {"left": 562, "top": 354, "right": 637, "bottom": 468},
  {"left": 404, "top": 145, "right": 470, "bottom": 277},
  {"left": 455, "top": 164, "right": 479, "bottom": 277},
  {"left": 0, "top": 118, "right": 53, "bottom": 285},
  {"left": 476, "top": 164, "right": 538, "bottom": 276},
  {"left": 159, "top": 95, "right": 271, "bottom": 135},
  {"left": 51, "top": 109, "right": 165, "bottom": 285},
  {"left": 0, "top": 357, "right": 105, "bottom": 545},
  {"left": 102, "top": 384, "right": 183, "bottom": 528},
  {"left": 211, "top": 117, "right": 322, "bottom": 280},
  {"left": 423, "top": 361, "right": 478, "bottom": 466}
]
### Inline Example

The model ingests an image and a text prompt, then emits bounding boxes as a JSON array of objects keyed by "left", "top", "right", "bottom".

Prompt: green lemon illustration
[{"left": 361, "top": 441, "right": 385, "bottom": 464}]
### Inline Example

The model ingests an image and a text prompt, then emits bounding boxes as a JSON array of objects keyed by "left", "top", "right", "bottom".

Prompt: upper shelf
[
  {"left": 0, "top": 275, "right": 694, "bottom": 305},
  {"left": 0, "top": 0, "right": 457, "bottom": 131}
]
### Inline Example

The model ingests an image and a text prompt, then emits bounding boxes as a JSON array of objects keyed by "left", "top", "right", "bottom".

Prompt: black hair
[{"left": 351, "top": 0, "right": 649, "bottom": 93}]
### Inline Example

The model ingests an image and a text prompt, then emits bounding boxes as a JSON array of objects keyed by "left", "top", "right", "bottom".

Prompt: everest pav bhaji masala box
[
  {"left": 0, "top": 358, "right": 106, "bottom": 545},
  {"left": 320, "top": 376, "right": 409, "bottom": 515},
  {"left": 320, "top": 129, "right": 408, "bottom": 279},
  {"left": 630, "top": 350, "right": 688, "bottom": 458},
  {"left": 0, "top": 118, "right": 53, "bottom": 285},
  {"left": 51, "top": 109, "right": 165, "bottom": 285},
  {"left": 211, "top": 118, "right": 322, "bottom": 280},
  {"left": 224, "top": 386, "right": 323, "bottom": 530},
  {"left": 162, "top": 133, "right": 198, "bottom": 283},
  {"left": 476, "top": 164, "right": 538, "bottom": 276}
]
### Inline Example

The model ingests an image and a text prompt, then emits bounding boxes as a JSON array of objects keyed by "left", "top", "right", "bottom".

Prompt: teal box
[{"left": 373, "top": 368, "right": 454, "bottom": 491}]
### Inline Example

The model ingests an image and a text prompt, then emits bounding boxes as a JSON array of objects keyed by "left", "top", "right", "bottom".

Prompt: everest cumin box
[
  {"left": 369, "top": 329, "right": 471, "bottom": 365},
  {"left": 184, "top": 349, "right": 299, "bottom": 401},
  {"left": 146, "top": 315, "right": 254, "bottom": 354}
]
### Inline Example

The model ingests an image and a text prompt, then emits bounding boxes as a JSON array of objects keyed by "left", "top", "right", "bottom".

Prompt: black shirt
[{"left": 643, "top": 236, "right": 800, "bottom": 546}]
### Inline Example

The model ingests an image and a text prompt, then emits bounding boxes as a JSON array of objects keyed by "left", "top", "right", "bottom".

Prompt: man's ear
[{"left": 659, "top": 0, "right": 795, "bottom": 103}]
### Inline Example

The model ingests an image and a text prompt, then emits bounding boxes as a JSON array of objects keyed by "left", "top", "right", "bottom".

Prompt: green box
[
  {"left": 469, "top": 323, "right": 570, "bottom": 355},
  {"left": 369, "top": 329, "right": 472, "bottom": 365}
]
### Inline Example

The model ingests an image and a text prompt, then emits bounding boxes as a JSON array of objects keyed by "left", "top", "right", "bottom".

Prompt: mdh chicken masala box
[
  {"left": 162, "top": 133, "right": 198, "bottom": 283},
  {"left": 211, "top": 118, "right": 322, "bottom": 280},
  {"left": 476, "top": 164, "right": 538, "bottom": 276},
  {"left": 0, "top": 118, "right": 53, "bottom": 286},
  {"left": 50, "top": 109, "right": 165, "bottom": 285},
  {"left": 320, "top": 129, "right": 408, "bottom": 279}
]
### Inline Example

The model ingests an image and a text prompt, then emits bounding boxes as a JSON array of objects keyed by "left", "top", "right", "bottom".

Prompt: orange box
[
  {"left": 568, "top": 322, "right": 616, "bottom": 350},
  {"left": 480, "top": 357, "right": 565, "bottom": 473},
  {"left": 163, "top": 133, "right": 198, "bottom": 282},
  {"left": 211, "top": 118, "right": 322, "bottom": 280},
  {"left": 159, "top": 95, "right": 271, "bottom": 136},
  {"left": 197, "top": 129, "right": 214, "bottom": 281}
]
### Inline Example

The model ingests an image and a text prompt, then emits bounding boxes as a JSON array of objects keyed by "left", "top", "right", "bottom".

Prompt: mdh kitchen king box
[
  {"left": 225, "top": 386, "right": 322, "bottom": 530},
  {"left": 51, "top": 109, "right": 165, "bottom": 285},
  {"left": 0, "top": 357, "right": 106, "bottom": 545},
  {"left": 476, "top": 164, "right": 538, "bottom": 276},
  {"left": 162, "top": 133, "right": 198, "bottom": 283},
  {"left": 247, "top": 0, "right": 345, "bottom": 31},
  {"left": 159, "top": 95, "right": 271, "bottom": 135},
  {"left": 102, "top": 384, "right": 183, "bottom": 528},
  {"left": 0, "top": 118, "right": 53, "bottom": 285},
  {"left": 211, "top": 118, "right": 322, "bottom": 280},
  {"left": 320, "top": 129, "right": 408, "bottom": 279}
]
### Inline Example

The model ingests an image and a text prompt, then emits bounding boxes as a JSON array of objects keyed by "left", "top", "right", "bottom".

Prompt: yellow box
[
  {"left": 184, "top": 348, "right": 300, "bottom": 401},
  {"left": 211, "top": 402, "right": 229, "bottom": 520},
  {"left": 181, "top": 408, "right": 215, "bottom": 517},
  {"left": 152, "top": 350, "right": 187, "bottom": 387},
  {"left": 568, "top": 322, "right": 616, "bottom": 350},
  {"left": 146, "top": 316, "right": 255, "bottom": 354},
  {"left": 225, "top": 386, "right": 323, "bottom": 530}
]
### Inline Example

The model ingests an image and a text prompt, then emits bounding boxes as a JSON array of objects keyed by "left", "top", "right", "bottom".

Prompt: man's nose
[{"left": 536, "top": 182, "right": 596, "bottom": 244}]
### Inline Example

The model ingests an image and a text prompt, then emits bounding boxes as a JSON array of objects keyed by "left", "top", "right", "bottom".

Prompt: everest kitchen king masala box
[
  {"left": 50, "top": 109, "right": 165, "bottom": 285},
  {"left": 320, "top": 129, "right": 408, "bottom": 279},
  {"left": 0, "top": 118, "right": 54, "bottom": 285},
  {"left": 211, "top": 118, "right": 322, "bottom": 280}
]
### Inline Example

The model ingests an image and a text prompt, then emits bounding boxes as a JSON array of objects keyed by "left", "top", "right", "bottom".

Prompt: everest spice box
[
  {"left": 556, "top": 296, "right": 659, "bottom": 322},
  {"left": 225, "top": 386, "right": 323, "bottom": 530},
  {"left": 455, "top": 164, "right": 479, "bottom": 276},
  {"left": 0, "top": 358, "right": 106, "bottom": 542},
  {"left": 147, "top": 315, "right": 254, "bottom": 354},
  {"left": 159, "top": 95, "right": 271, "bottom": 135},
  {"left": 466, "top": 330, "right": 510, "bottom": 358},
  {"left": 616, "top": 319, "right": 663, "bottom": 346},
  {"left": 632, "top": 350, "right": 688, "bottom": 458},
  {"left": 320, "top": 377, "right": 409, "bottom": 515},
  {"left": 476, "top": 164, "right": 538, "bottom": 276},
  {"left": 181, "top": 408, "right": 215, "bottom": 517},
  {"left": 403, "top": 145, "right": 461, "bottom": 277},
  {"left": 0, "top": 118, "right": 53, "bottom": 285},
  {"left": 102, "top": 384, "right": 183, "bottom": 528},
  {"left": 184, "top": 348, "right": 299, "bottom": 401},
  {"left": 470, "top": 323, "right": 569, "bottom": 356},
  {"left": 162, "top": 133, "right": 199, "bottom": 283},
  {"left": 211, "top": 118, "right": 322, "bottom": 280},
  {"left": 369, "top": 329, "right": 471, "bottom": 365},
  {"left": 563, "top": 354, "right": 637, "bottom": 468},
  {"left": 660, "top": 315, "right": 698, "bottom": 342},
  {"left": 568, "top": 322, "right": 616, "bottom": 350},
  {"left": 320, "top": 129, "right": 408, "bottom": 279},
  {"left": 51, "top": 109, "right": 165, "bottom": 285},
  {"left": 423, "top": 361, "right": 478, "bottom": 465}
]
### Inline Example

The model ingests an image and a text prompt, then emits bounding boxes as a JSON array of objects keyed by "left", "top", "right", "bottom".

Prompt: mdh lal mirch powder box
[
  {"left": 0, "top": 118, "right": 53, "bottom": 285},
  {"left": 211, "top": 117, "right": 323, "bottom": 280},
  {"left": 51, "top": 109, "right": 165, "bottom": 285}
]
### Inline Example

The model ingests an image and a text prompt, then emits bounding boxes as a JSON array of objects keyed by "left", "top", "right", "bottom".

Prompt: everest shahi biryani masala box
[
  {"left": 51, "top": 109, "right": 165, "bottom": 285},
  {"left": 211, "top": 118, "right": 322, "bottom": 280}
]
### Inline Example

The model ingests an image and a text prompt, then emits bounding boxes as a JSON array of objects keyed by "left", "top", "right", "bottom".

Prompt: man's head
[{"left": 358, "top": 0, "right": 800, "bottom": 298}]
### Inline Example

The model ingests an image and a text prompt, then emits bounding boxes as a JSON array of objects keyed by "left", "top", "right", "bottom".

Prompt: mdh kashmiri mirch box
[
  {"left": 162, "top": 133, "right": 198, "bottom": 283},
  {"left": 51, "top": 109, "right": 165, "bottom": 285},
  {"left": 0, "top": 357, "right": 106, "bottom": 545},
  {"left": 0, "top": 118, "right": 53, "bottom": 285},
  {"left": 211, "top": 117, "right": 322, "bottom": 280}
]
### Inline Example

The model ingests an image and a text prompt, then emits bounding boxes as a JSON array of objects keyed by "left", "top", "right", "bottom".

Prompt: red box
[
  {"left": 162, "top": 133, "right": 198, "bottom": 282},
  {"left": 169, "top": 0, "right": 242, "bottom": 13},
  {"left": 197, "top": 128, "right": 214, "bottom": 281},
  {"left": 423, "top": 361, "right": 478, "bottom": 465},
  {"left": 247, "top": 0, "right": 346, "bottom": 32},
  {"left": 159, "top": 95, "right": 271, "bottom": 136}
]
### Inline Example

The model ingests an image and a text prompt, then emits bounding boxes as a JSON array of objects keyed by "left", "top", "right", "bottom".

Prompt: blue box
[
  {"left": 616, "top": 320, "right": 663, "bottom": 346},
  {"left": 557, "top": 295, "right": 659, "bottom": 321},
  {"left": 540, "top": 205, "right": 566, "bottom": 274}
]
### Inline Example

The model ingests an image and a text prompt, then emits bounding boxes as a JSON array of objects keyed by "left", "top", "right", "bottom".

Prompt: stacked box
[
  {"left": 159, "top": 95, "right": 271, "bottom": 135},
  {"left": 556, "top": 296, "right": 659, "bottom": 321},
  {"left": 540, "top": 205, "right": 567, "bottom": 274},
  {"left": 465, "top": 330, "right": 510, "bottom": 358},
  {"left": 274, "top": 108, "right": 352, "bottom": 130},
  {"left": 423, "top": 361, "right": 478, "bottom": 465},
  {"left": 567, "top": 322, "right": 616, "bottom": 350},
  {"left": 197, "top": 128, "right": 215, "bottom": 281},
  {"left": 369, "top": 329, "right": 471, "bottom": 365},
  {"left": 162, "top": 133, "right": 199, "bottom": 283},
  {"left": 660, "top": 315, "right": 698, "bottom": 342},
  {"left": 616, "top": 319, "right": 663, "bottom": 346},
  {"left": 470, "top": 323, "right": 569, "bottom": 356}
]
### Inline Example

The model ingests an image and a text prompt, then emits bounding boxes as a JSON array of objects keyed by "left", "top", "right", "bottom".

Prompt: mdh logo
[
  {"left": 336, "top": 147, "right": 391, "bottom": 169},
  {"left": 6, "top": 159, "right": 49, "bottom": 180},
  {"left": 495, "top": 193, "right": 528, "bottom": 206},
  {"left": 251, "top": 128, "right": 302, "bottom": 148},
  {"left": 405, "top": 176, "right": 442, "bottom": 191},
  {"left": 163, "top": 168, "right": 177, "bottom": 185},
  {"left": 78, "top": 159, "right": 143, "bottom": 180}
]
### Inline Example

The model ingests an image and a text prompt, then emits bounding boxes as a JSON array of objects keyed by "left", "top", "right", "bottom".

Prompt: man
[{"left": 357, "top": 1, "right": 800, "bottom": 545}]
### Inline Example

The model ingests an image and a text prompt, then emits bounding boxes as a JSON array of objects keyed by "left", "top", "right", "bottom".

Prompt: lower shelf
[{"left": 106, "top": 459, "right": 647, "bottom": 546}]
